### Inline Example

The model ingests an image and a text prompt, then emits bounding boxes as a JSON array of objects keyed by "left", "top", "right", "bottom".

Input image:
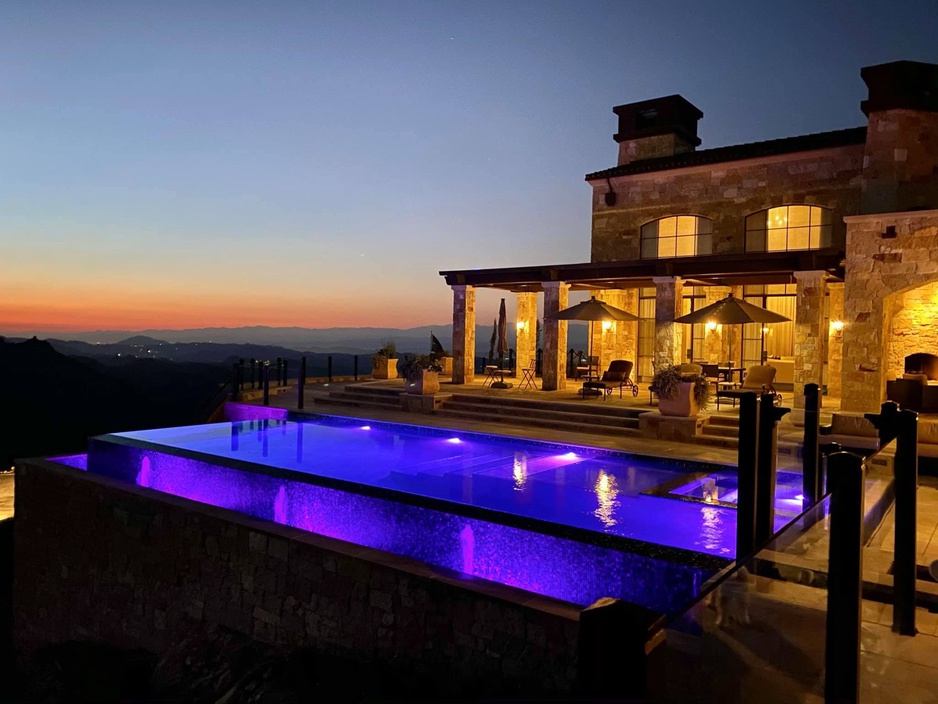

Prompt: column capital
[
  {"left": 450, "top": 284, "right": 474, "bottom": 293},
  {"left": 652, "top": 276, "right": 682, "bottom": 285},
  {"left": 541, "top": 281, "right": 570, "bottom": 291},
  {"left": 793, "top": 270, "right": 829, "bottom": 282}
]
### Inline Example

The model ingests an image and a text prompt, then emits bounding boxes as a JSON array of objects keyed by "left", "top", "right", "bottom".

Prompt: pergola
[{"left": 441, "top": 249, "right": 844, "bottom": 395}]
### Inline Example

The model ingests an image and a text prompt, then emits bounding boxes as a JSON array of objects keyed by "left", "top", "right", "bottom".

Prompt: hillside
[{"left": 0, "top": 338, "right": 230, "bottom": 466}]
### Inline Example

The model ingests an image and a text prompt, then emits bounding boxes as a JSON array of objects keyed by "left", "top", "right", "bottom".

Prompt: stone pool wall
[{"left": 14, "top": 459, "right": 581, "bottom": 696}]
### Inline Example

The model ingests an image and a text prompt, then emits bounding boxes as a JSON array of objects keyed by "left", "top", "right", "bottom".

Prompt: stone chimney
[
  {"left": 612, "top": 95, "right": 703, "bottom": 166},
  {"left": 859, "top": 60, "right": 938, "bottom": 214}
]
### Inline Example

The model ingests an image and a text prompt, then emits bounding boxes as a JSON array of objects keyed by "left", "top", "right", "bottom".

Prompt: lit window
[
  {"left": 640, "top": 216, "right": 712, "bottom": 259},
  {"left": 745, "top": 205, "right": 831, "bottom": 252}
]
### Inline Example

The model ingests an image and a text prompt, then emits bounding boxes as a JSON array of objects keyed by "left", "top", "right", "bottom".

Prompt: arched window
[
  {"left": 640, "top": 215, "right": 712, "bottom": 259},
  {"left": 745, "top": 205, "right": 831, "bottom": 252}
]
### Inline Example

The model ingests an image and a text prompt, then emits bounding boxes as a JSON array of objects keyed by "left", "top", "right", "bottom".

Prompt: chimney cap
[
  {"left": 860, "top": 60, "right": 938, "bottom": 116},
  {"left": 612, "top": 94, "right": 703, "bottom": 146}
]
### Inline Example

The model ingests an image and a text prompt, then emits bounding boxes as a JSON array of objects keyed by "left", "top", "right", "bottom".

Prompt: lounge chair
[
  {"left": 581, "top": 360, "right": 638, "bottom": 399},
  {"left": 715, "top": 365, "right": 780, "bottom": 409}
]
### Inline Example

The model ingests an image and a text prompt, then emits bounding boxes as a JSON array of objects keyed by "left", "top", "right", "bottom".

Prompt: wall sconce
[
  {"left": 706, "top": 320, "right": 718, "bottom": 332},
  {"left": 831, "top": 320, "right": 844, "bottom": 333},
  {"left": 601, "top": 321, "right": 614, "bottom": 332},
  {"left": 516, "top": 321, "right": 526, "bottom": 332}
]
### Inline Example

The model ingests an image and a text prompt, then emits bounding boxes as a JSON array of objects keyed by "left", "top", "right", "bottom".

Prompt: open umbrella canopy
[
  {"left": 674, "top": 293, "right": 790, "bottom": 325},
  {"left": 546, "top": 296, "right": 639, "bottom": 322}
]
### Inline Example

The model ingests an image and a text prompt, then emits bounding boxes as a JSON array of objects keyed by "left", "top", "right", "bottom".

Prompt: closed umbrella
[
  {"left": 546, "top": 296, "right": 639, "bottom": 371},
  {"left": 674, "top": 293, "right": 791, "bottom": 369},
  {"left": 496, "top": 298, "right": 508, "bottom": 366}
]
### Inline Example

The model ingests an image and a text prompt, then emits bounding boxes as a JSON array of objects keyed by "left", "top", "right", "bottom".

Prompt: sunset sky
[{"left": 2, "top": 1, "right": 936, "bottom": 336}]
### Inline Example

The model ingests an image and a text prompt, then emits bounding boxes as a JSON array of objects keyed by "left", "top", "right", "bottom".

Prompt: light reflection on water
[{"left": 593, "top": 470, "right": 619, "bottom": 528}]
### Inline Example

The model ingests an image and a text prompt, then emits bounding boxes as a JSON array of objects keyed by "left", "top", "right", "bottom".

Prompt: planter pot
[
  {"left": 657, "top": 381, "right": 700, "bottom": 417},
  {"left": 406, "top": 370, "right": 440, "bottom": 395},
  {"left": 439, "top": 356, "right": 453, "bottom": 376},
  {"left": 372, "top": 357, "right": 398, "bottom": 380}
]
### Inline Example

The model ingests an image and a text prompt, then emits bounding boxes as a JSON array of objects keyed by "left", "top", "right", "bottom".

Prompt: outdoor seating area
[{"left": 715, "top": 364, "right": 782, "bottom": 409}]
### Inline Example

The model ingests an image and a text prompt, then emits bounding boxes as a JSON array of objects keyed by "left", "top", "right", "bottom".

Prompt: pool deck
[{"left": 249, "top": 376, "right": 827, "bottom": 470}]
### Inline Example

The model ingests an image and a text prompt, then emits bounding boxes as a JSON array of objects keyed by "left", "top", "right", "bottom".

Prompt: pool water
[
  {"left": 93, "top": 416, "right": 800, "bottom": 559},
  {"left": 80, "top": 415, "right": 803, "bottom": 611}
]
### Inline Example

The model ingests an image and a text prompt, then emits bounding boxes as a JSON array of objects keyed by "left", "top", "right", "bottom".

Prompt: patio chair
[
  {"left": 581, "top": 360, "right": 638, "bottom": 400},
  {"left": 701, "top": 363, "right": 734, "bottom": 395},
  {"left": 519, "top": 362, "right": 538, "bottom": 390},
  {"left": 576, "top": 355, "right": 599, "bottom": 380},
  {"left": 715, "top": 364, "right": 780, "bottom": 409}
]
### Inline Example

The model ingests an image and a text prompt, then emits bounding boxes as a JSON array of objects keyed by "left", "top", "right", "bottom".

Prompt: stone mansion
[{"left": 441, "top": 60, "right": 938, "bottom": 414}]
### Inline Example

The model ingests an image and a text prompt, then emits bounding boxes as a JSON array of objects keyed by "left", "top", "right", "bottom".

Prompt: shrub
[{"left": 651, "top": 365, "right": 710, "bottom": 410}]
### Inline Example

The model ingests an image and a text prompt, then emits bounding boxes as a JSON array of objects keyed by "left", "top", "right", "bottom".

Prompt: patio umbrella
[
  {"left": 674, "top": 293, "right": 790, "bottom": 368},
  {"left": 546, "top": 296, "right": 639, "bottom": 369},
  {"left": 496, "top": 298, "right": 508, "bottom": 365},
  {"left": 673, "top": 293, "right": 790, "bottom": 325}
]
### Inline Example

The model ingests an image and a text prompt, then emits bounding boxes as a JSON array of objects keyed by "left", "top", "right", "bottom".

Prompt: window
[
  {"left": 640, "top": 216, "right": 712, "bottom": 259},
  {"left": 745, "top": 205, "right": 831, "bottom": 252},
  {"left": 741, "top": 284, "right": 796, "bottom": 369},
  {"left": 637, "top": 287, "right": 656, "bottom": 381}
]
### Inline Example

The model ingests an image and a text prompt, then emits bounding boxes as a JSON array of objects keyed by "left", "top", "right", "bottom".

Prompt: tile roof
[{"left": 585, "top": 126, "right": 867, "bottom": 181}]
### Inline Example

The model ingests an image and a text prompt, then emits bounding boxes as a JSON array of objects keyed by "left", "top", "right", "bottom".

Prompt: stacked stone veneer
[
  {"left": 887, "top": 279, "right": 938, "bottom": 379},
  {"left": 14, "top": 460, "right": 580, "bottom": 696},
  {"left": 589, "top": 146, "right": 864, "bottom": 262},
  {"left": 841, "top": 211, "right": 938, "bottom": 411}
]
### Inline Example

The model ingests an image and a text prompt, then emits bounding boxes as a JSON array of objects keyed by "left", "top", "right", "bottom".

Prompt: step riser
[
  {"left": 436, "top": 409, "right": 641, "bottom": 437},
  {"left": 441, "top": 402, "right": 638, "bottom": 427},
  {"left": 447, "top": 394, "right": 645, "bottom": 419}
]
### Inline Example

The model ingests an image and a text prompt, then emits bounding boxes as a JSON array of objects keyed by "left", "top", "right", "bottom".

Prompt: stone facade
[
  {"left": 515, "top": 292, "right": 538, "bottom": 373},
  {"left": 827, "top": 283, "right": 845, "bottom": 398},
  {"left": 653, "top": 277, "right": 683, "bottom": 369},
  {"left": 14, "top": 460, "right": 581, "bottom": 696},
  {"left": 588, "top": 289, "right": 638, "bottom": 373},
  {"left": 793, "top": 271, "right": 828, "bottom": 410},
  {"left": 590, "top": 147, "right": 864, "bottom": 263},
  {"left": 887, "top": 279, "right": 938, "bottom": 379},
  {"left": 841, "top": 211, "right": 938, "bottom": 411},
  {"left": 542, "top": 282, "right": 569, "bottom": 391},
  {"left": 861, "top": 110, "right": 938, "bottom": 214},
  {"left": 451, "top": 285, "right": 475, "bottom": 384}
]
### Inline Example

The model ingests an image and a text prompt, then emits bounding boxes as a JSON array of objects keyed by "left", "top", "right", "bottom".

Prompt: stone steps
[
  {"left": 446, "top": 393, "right": 646, "bottom": 420},
  {"left": 314, "top": 383, "right": 403, "bottom": 412},
  {"left": 442, "top": 395, "right": 642, "bottom": 429},
  {"left": 435, "top": 407, "right": 643, "bottom": 438}
]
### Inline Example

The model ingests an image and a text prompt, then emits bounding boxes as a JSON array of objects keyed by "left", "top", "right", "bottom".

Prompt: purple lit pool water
[{"left": 82, "top": 415, "right": 802, "bottom": 611}]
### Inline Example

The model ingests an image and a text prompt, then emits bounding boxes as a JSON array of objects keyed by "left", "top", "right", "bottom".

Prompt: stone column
[
  {"left": 793, "top": 271, "right": 828, "bottom": 410},
  {"left": 542, "top": 282, "right": 569, "bottom": 391},
  {"left": 653, "top": 277, "right": 683, "bottom": 369},
  {"left": 827, "top": 282, "right": 845, "bottom": 399},
  {"left": 702, "top": 286, "right": 732, "bottom": 363},
  {"left": 514, "top": 292, "right": 538, "bottom": 374},
  {"left": 451, "top": 285, "right": 475, "bottom": 384}
]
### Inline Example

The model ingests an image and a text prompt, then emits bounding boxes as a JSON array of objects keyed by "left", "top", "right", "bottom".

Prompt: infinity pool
[{"left": 82, "top": 414, "right": 797, "bottom": 610}]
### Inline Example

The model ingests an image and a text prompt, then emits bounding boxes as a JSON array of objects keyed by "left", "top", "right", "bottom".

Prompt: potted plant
[
  {"left": 400, "top": 354, "right": 443, "bottom": 395},
  {"left": 651, "top": 365, "right": 711, "bottom": 417},
  {"left": 371, "top": 341, "right": 398, "bottom": 380}
]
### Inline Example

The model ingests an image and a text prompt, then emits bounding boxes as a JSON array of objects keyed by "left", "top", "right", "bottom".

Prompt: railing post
[
  {"left": 276, "top": 358, "right": 282, "bottom": 386},
  {"left": 509, "top": 348, "right": 515, "bottom": 373},
  {"left": 298, "top": 356, "right": 306, "bottom": 410},
  {"left": 736, "top": 392, "right": 760, "bottom": 561},
  {"left": 756, "top": 394, "right": 790, "bottom": 546},
  {"left": 536, "top": 348, "right": 542, "bottom": 376},
  {"left": 262, "top": 362, "right": 270, "bottom": 406},
  {"left": 327, "top": 355, "right": 333, "bottom": 383},
  {"left": 803, "top": 383, "right": 821, "bottom": 505},
  {"left": 865, "top": 402, "right": 918, "bottom": 635},
  {"left": 250, "top": 358, "right": 256, "bottom": 389},
  {"left": 576, "top": 598, "right": 665, "bottom": 700},
  {"left": 894, "top": 409, "right": 919, "bottom": 636},
  {"left": 353, "top": 355, "right": 359, "bottom": 381},
  {"left": 282, "top": 359, "right": 288, "bottom": 386},
  {"left": 824, "top": 451, "right": 865, "bottom": 704},
  {"left": 230, "top": 362, "right": 240, "bottom": 402}
]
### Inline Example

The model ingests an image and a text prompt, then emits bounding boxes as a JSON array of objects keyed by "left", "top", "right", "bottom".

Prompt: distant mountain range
[{"left": 2, "top": 324, "right": 589, "bottom": 357}]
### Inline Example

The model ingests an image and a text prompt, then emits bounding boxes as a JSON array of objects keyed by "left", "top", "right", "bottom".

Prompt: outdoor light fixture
[
  {"left": 516, "top": 321, "right": 526, "bottom": 331},
  {"left": 602, "top": 321, "right": 614, "bottom": 332},
  {"left": 831, "top": 320, "right": 844, "bottom": 332},
  {"left": 706, "top": 320, "right": 718, "bottom": 331}
]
